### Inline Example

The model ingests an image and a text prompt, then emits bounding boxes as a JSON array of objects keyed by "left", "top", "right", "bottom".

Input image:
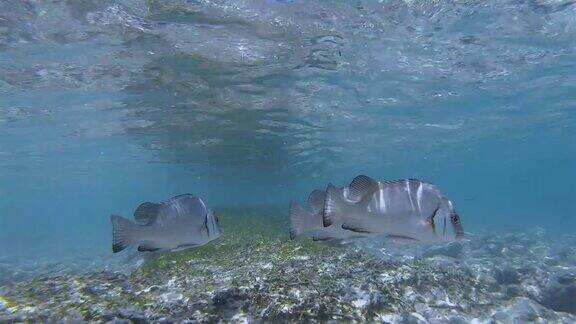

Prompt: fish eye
[{"left": 451, "top": 214, "right": 460, "bottom": 224}]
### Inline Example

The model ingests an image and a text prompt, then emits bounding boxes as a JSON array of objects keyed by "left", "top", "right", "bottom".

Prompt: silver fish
[
  {"left": 289, "top": 181, "right": 385, "bottom": 241},
  {"left": 289, "top": 188, "right": 364, "bottom": 241},
  {"left": 111, "top": 194, "right": 223, "bottom": 253},
  {"left": 323, "top": 175, "right": 464, "bottom": 243}
]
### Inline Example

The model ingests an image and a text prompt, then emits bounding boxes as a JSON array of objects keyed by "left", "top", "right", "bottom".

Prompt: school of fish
[
  {"left": 110, "top": 175, "right": 463, "bottom": 253},
  {"left": 290, "top": 175, "right": 464, "bottom": 243}
]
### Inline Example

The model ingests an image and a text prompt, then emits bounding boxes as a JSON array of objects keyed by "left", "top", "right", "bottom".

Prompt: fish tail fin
[
  {"left": 111, "top": 215, "right": 139, "bottom": 253},
  {"left": 289, "top": 201, "right": 314, "bottom": 240},
  {"left": 323, "top": 183, "right": 345, "bottom": 227}
]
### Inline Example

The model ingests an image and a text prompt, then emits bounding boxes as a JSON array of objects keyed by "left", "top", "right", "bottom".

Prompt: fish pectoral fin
[
  {"left": 341, "top": 220, "right": 372, "bottom": 234},
  {"left": 137, "top": 241, "right": 161, "bottom": 252},
  {"left": 386, "top": 234, "right": 419, "bottom": 242},
  {"left": 348, "top": 175, "right": 379, "bottom": 202}
]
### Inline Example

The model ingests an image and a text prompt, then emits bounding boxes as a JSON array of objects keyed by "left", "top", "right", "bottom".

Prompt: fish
[
  {"left": 323, "top": 175, "right": 464, "bottom": 243},
  {"left": 110, "top": 194, "right": 223, "bottom": 253},
  {"left": 289, "top": 187, "right": 366, "bottom": 241}
]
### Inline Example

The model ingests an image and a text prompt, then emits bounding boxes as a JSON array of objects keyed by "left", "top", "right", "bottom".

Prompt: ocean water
[{"left": 1, "top": 0, "right": 575, "bottom": 321}]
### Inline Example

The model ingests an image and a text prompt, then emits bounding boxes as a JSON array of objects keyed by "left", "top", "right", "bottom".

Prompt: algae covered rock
[
  {"left": 540, "top": 275, "right": 576, "bottom": 314},
  {"left": 0, "top": 236, "right": 486, "bottom": 322}
]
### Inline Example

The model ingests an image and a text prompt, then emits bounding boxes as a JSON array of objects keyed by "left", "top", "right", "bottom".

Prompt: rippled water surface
[
  {"left": 1, "top": 1, "right": 576, "bottom": 322},
  {"left": 1, "top": 0, "right": 575, "bottom": 265}
]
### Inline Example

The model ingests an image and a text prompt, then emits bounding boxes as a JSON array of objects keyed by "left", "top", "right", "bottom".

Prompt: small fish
[
  {"left": 323, "top": 175, "right": 464, "bottom": 243},
  {"left": 289, "top": 188, "right": 366, "bottom": 241},
  {"left": 111, "top": 194, "right": 223, "bottom": 253}
]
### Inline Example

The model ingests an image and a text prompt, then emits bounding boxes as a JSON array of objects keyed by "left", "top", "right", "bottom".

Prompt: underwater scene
[{"left": 1, "top": 0, "right": 575, "bottom": 322}]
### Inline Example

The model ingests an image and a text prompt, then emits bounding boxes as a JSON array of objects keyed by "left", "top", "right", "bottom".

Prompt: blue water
[{"left": 1, "top": 0, "right": 575, "bottom": 262}]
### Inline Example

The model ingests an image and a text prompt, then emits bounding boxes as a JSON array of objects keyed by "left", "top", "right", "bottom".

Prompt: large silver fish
[
  {"left": 111, "top": 194, "right": 223, "bottom": 253},
  {"left": 290, "top": 188, "right": 364, "bottom": 241},
  {"left": 323, "top": 175, "right": 464, "bottom": 243}
]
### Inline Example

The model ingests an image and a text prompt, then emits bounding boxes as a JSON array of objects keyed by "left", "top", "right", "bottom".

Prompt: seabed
[{"left": 1, "top": 209, "right": 575, "bottom": 323}]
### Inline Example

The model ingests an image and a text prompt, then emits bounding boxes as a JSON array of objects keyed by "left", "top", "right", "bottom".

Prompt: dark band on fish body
[
  {"left": 204, "top": 213, "right": 210, "bottom": 236},
  {"left": 322, "top": 184, "right": 340, "bottom": 227},
  {"left": 429, "top": 205, "right": 439, "bottom": 236}
]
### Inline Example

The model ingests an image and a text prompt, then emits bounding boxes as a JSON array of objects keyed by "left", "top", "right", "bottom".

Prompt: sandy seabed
[{"left": 1, "top": 224, "right": 575, "bottom": 323}]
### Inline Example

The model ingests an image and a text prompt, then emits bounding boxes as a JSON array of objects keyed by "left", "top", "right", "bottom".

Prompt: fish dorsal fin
[
  {"left": 167, "top": 193, "right": 198, "bottom": 205},
  {"left": 341, "top": 219, "right": 373, "bottom": 234},
  {"left": 134, "top": 202, "right": 161, "bottom": 225},
  {"left": 312, "top": 233, "right": 335, "bottom": 241},
  {"left": 348, "top": 175, "right": 379, "bottom": 202},
  {"left": 308, "top": 189, "right": 326, "bottom": 214},
  {"left": 160, "top": 194, "right": 208, "bottom": 226}
]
